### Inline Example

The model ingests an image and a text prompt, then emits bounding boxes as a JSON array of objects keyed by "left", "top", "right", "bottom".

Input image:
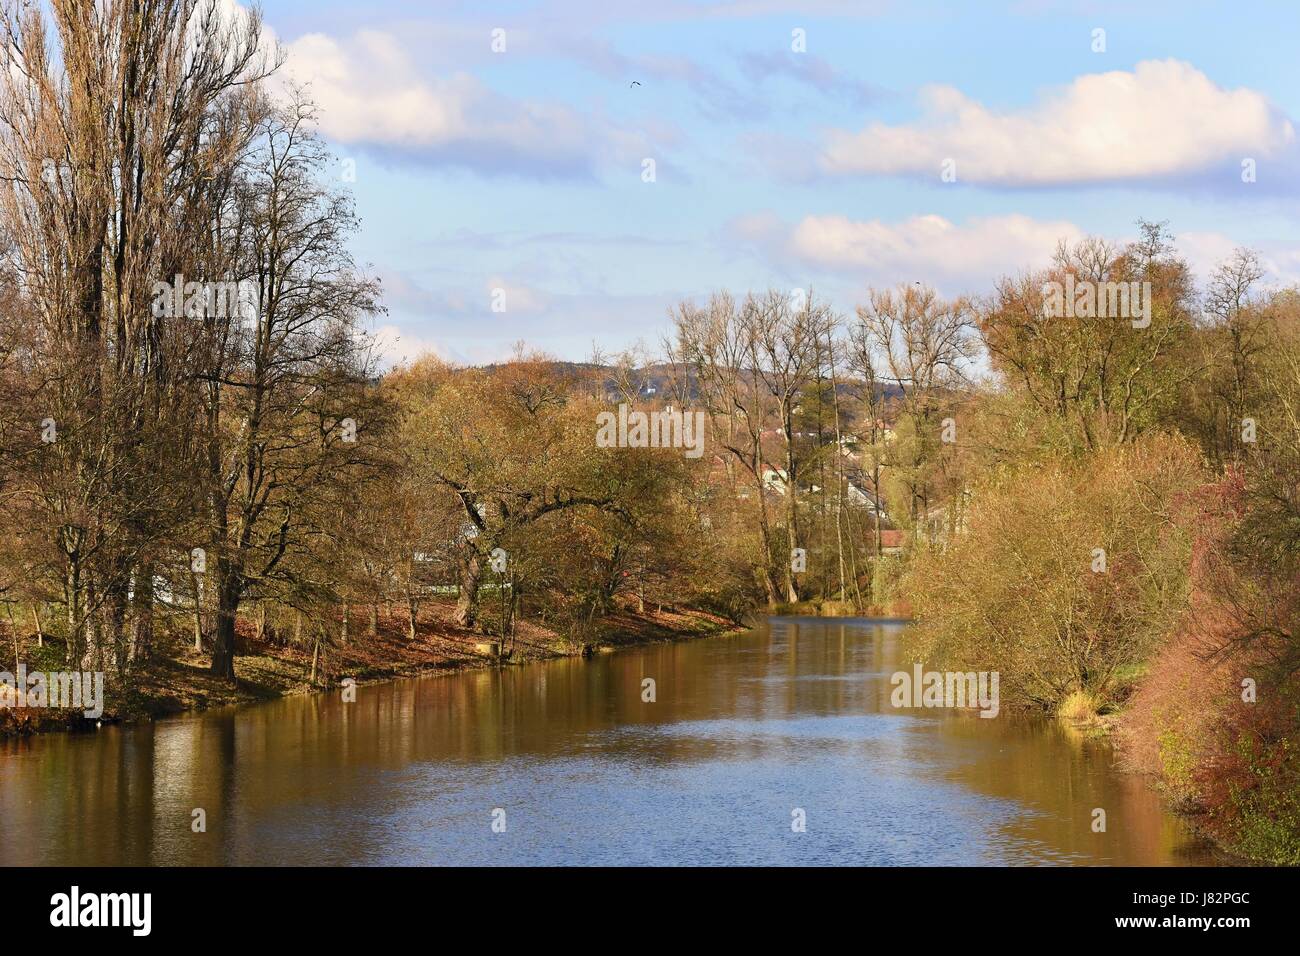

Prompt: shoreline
[
  {"left": 0, "top": 600, "right": 742, "bottom": 737},
  {"left": 1, "top": 605, "right": 1270, "bottom": 866}
]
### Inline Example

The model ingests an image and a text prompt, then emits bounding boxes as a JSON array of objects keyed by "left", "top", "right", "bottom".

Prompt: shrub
[
  {"left": 1123, "top": 474, "right": 1300, "bottom": 862},
  {"left": 903, "top": 434, "right": 1203, "bottom": 711}
]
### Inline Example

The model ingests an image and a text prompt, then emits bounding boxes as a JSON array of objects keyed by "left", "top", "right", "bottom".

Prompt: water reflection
[{"left": 0, "top": 618, "right": 1217, "bottom": 866}]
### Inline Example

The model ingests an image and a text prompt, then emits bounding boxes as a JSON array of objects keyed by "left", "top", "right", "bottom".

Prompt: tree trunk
[
  {"left": 826, "top": 335, "right": 848, "bottom": 601},
  {"left": 30, "top": 603, "right": 43, "bottom": 649},
  {"left": 83, "top": 579, "right": 101, "bottom": 671},
  {"left": 505, "top": 575, "right": 519, "bottom": 655},
  {"left": 65, "top": 560, "right": 82, "bottom": 667},
  {"left": 309, "top": 629, "right": 321, "bottom": 687},
  {"left": 782, "top": 406, "right": 802, "bottom": 604},
  {"left": 191, "top": 570, "right": 205, "bottom": 652},
  {"left": 784, "top": 485, "right": 801, "bottom": 604},
  {"left": 454, "top": 548, "right": 482, "bottom": 628},
  {"left": 131, "top": 565, "right": 153, "bottom": 662},
  {"left": 874, "top": 464, "right": 883, "bottom": 559},
  {"left": 6, "top": 603, "right": 19, "bottom": 669},
  {"left": 341, "top": 603, "right": 349, "bottom": 644},
  {"left": 406, "top": 588, "right": 419, "bottom": 641},
  {"left": 208, "top": 568, "right": 243, "bottom": 681},
  {"left": 106, "top": 583, "right": 128, "bottom": 676},
  {"left": 754, "top": 486, "right": 779, "bottom": 606},
  {"left": 369, "top": 604, "right": 378, "bottom": 638}
]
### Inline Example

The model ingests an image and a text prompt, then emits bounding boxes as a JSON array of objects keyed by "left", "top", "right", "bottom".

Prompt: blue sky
[{"left": 253, "top": 0, "right": 1300, "bottom": 364}]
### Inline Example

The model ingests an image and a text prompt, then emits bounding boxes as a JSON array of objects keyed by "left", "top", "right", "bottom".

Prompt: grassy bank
[{"left": 0, "top": 599, "right": 740, "bottom": 736}]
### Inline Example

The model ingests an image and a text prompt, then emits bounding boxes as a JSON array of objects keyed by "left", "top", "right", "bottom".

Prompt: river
[{"left": 0, "top": 617, "right": 1217, "bottom": 865}]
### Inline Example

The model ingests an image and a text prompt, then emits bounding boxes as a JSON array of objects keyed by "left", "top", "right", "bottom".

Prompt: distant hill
[{"left": 476, "top": 360, "right": 907, "bottom": 406}]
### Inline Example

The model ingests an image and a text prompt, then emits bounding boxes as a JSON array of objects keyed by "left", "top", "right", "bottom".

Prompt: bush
[
  {"left": 1122, "top": 474, "right": 1300, "bottom": 862},
  {"left": 903, "top": 435, "right": 1204, "bottom": 711}
]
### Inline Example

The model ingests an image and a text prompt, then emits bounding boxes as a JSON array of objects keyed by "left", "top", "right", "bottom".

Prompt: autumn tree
[
  {"left": 979, "top": 222, "right": 1198, "bottom": 453},
  {"left": 392, "top": 354, "right": 639, "bottom": 631}
]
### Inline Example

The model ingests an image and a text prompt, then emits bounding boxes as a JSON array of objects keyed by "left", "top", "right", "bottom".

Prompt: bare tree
[
  {"left": 743, "top": 289, "right": 834, "bottom": 601},
  {"left": 1204, "top": 247, "right": 1268, "bottom": 464},
  {"left": 674, "top": 293, "right": 781, "bottom": 605},
  {"left": 0, "top": 0, "right": 273, "bottom": 670},
  {"left": 196, "top": 95, "right": 385, "bottom": 680},
  {"left": 855, "top": 284, "right": 976, "bottom": 543}
]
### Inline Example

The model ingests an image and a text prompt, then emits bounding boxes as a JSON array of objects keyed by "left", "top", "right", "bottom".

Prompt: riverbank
[
  {"left": 1, "top": 616, "right": 1216, "bottom": 866},
  {"left": 0, "top": 599, "right": 740, "bottom": 736},
  {"left": 770, "top": 597, "right": 913, "bottom": 618}
]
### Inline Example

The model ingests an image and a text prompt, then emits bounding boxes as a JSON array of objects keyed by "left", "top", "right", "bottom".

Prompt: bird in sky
[{"left": 630, "top": 81, "right": 641, "bottom": 88}]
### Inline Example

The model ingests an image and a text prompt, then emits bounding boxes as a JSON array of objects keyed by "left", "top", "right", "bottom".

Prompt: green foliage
[{"left": 1225, "top": 741, "right": 1300, "bottom": 866}]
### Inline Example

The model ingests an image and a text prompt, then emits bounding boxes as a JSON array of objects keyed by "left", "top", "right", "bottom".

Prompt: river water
[{"left": 0, "top": 617, "right": 1216, "bottom": 866}]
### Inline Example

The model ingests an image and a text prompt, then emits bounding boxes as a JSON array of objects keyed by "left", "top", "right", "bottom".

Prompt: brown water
[{"left": 0, "top": 617, "right": 1217, "bottom": 865}]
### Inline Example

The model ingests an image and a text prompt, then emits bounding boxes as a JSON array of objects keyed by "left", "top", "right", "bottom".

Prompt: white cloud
[
  {"left": 370, "top": 323, "right": 454, "bottom": 368},
  {"left": 1177, "top": 231, "right": 1300, "bottom": 289},
  {"left": 784, "top": 213, "right": 1084, "bottom": 285},
  {"left": 734, "top": 210, "right": 1300, "bottom": 298},
  {"left": 377, "top": 268, "right": 552, "bottom": 318},
  {"left": 820, "top": 59, "right": 1295, "bottom": 186},
  {"left": 282, "top": 30, "right": 625, "bottom": 177},
  {"left": 484, "top": 277, "right": 550, "bottom": 315}
]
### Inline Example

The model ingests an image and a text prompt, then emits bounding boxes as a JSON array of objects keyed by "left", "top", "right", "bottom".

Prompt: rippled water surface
[{"left": 0, "top": 617, "right": 1216, "bottom": 865}]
